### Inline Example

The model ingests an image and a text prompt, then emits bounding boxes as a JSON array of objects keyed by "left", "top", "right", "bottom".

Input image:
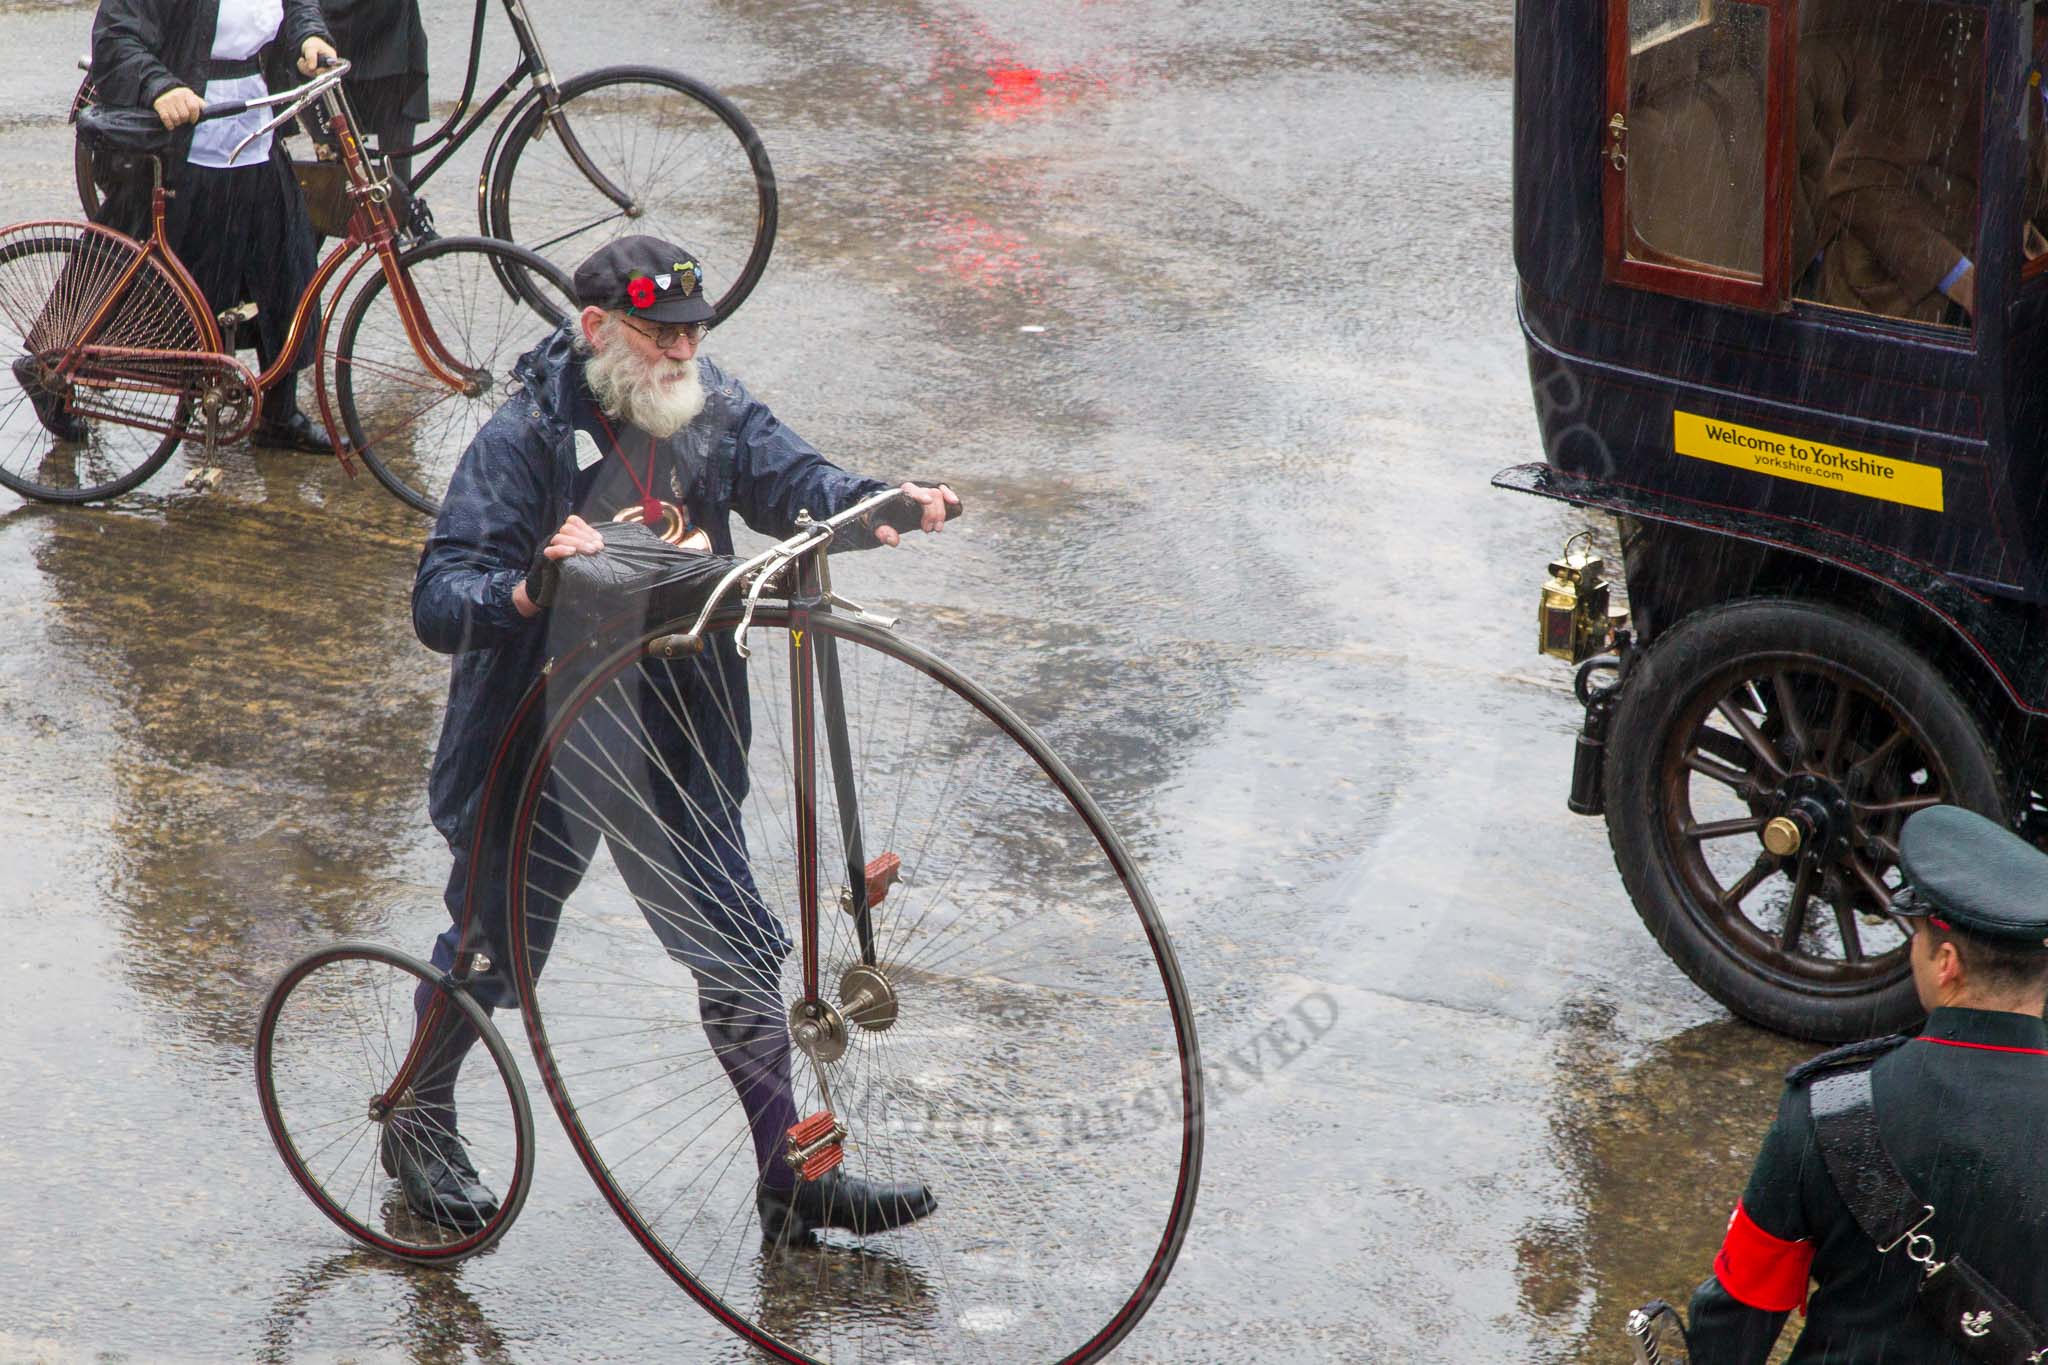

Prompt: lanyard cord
[{"left": 590, "top": 409, "right": 663, "bottom": 525}]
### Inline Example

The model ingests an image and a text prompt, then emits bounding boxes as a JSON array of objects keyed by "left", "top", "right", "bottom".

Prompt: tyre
[
  {"left": 1605, "top": 598, "right": 2004, "bottom": 1041},
  {"left": 0, "top": 224, "right": 197, "bottom": 503},
  {"left": 333, "top": 235, "right": 573, "bottom": 515},
  {"left": 70, "top": 73, "right": 101, "bottom": 220},
  {"left": 486, "top": 66, "right": 776, "bottom": 324},
  {"left": 255, "top": 941, "right": 535, "bottom": 1262},
  {"left": 504, "top": 608, "right": 1202, "bottom": 1364}
]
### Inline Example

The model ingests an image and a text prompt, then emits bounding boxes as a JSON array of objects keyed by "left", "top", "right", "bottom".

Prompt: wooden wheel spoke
[
  {"left": 1847, "top": 727, "right": 1908, "bottom": 784},
  {"left": 1714, "top": 698, "right": 1788, "bottom": 779},
  {"left": 1719, "top": 855, "right": 1777, "bottom": 911},
  {"left": 1779, "top": 862, "right": 1815, "bottom": 950},
  {"left": 1819, "top": 682, "right": 1854, "bottom": 772},
  {"left": 1852, "top": 794, "right": 1943, "bottom": 818},
  {"left": 1683, "top": 749, "right": 1754, "bottom": 791},
  {"left": 1833, "top": 899, "right": 1866, "bottom": 964},
  {"left": 1770, "top": 670, "right": 1812, "bottom": 760},
  {"left": 1845, "top": 853, "right": 1895, "bottom": 910},
  {"left": 1684, "top": 816, "right": 1766, "bottom": 842}
]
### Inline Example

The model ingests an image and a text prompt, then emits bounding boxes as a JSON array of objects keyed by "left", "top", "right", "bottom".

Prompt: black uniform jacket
[{"left": 1690, "top": 1007, "right": 2048, "bottom": 1363}]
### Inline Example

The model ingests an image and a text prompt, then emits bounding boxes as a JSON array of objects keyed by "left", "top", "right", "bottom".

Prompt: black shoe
[
  {"left": 379, "top": 1114, "right": 501, "bottom": 1231},
  {"left": 401, "top": 192, "right": 440, "bottom": 248},
  {"left": 251, "top": 411, "right": 337, "bottom": 455},
  {"left": 757, "top": 1169, "right": 936, "bottom": 1243},
  {"left": 11, "top": 355, "right": 88, "bottom": 443}
]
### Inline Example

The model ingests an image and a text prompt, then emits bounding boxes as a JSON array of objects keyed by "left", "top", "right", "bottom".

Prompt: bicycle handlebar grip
[
  {"left": 864, "top": 486, "right": 964, "bottom": 537},
  {"left": 199, "top": 99, "right": 251, "bottom": 122}
]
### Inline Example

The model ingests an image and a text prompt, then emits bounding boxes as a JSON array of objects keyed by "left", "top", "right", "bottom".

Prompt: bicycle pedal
[
  {"left": 183, "top": 466, "right": 224, "bottom": 492},
  {"left": 785, "top": 1111, "right": 848, "bottom": 1182},
  {"left": 866, "top": 852, "right": 900, "bottom": 907}
]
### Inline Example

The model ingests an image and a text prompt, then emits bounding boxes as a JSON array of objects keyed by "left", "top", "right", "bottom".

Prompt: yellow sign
[{"left": 1672, "top": 411, "right": 1944, "bottom": 512}]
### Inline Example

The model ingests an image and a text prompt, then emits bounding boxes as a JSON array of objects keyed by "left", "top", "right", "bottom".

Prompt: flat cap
[
  {"left": 1893, "top": 805, "right": 2048, "bottom": 950},
  {"left": 572, "top": 236, "right": 715, "bottom": 325}
]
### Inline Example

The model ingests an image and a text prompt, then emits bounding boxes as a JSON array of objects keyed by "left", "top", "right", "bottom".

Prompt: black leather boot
[
  {"left": 253, "top": 380, "right": 335, "bottom": 454},
  {"left": 757, "top": 1169, "right": 936, "bottom": 1244},
  {"left": 379, "top": 1112, "right": 501, "bottom": 1231}
]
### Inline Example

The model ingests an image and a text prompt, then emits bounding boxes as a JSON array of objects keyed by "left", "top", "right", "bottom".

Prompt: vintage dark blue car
[{"left": 1498, "top": 0, "right": 2048, "bottom": 1040}]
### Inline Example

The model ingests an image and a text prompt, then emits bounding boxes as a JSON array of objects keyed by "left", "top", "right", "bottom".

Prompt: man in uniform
[
  {"left": 1686, "top": 804, "right": 2048, "bottom": 1362},
  {"left": 391, "top": 234, "right": 955, "bottom": 1244}
]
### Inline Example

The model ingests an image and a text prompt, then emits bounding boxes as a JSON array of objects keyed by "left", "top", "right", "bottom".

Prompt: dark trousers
[
  {"left": 94, "top": 141, "right": 319, "bottom": 375},
  {"left": 422, "top": 723, "right": 801, "bottom": 1183}
]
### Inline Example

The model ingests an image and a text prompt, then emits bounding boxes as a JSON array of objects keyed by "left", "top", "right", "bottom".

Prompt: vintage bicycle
[
  {"left": 70, "top": 0, "right": 777, "bottom": 330},
  {"left": 255, "top": 488, "right": 1205, "bottom": 1364},
  {"left": 3, "top": 60, "right": 572, "bottom": 509}
]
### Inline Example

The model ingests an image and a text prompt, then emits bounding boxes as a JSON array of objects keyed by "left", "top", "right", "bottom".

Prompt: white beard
[{"left": 584, "top": 318, "right": 708, "bottom": 438}]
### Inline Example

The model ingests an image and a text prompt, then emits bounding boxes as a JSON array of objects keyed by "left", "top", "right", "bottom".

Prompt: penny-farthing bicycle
[{"left": 256, "top": 489, "right": 1205, "bottom": 1364}]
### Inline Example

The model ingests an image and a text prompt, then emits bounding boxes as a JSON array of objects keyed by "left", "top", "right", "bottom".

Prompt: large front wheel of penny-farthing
[
  {"left": 506, "top": 609, "right": 1201, "bottom": 1364},
  {"left": 333, "top": 236, "right": 573, "bottom": 516},
  {"left": 0, "top": 224, "right": 199, "bottom": 502},
  {"left": 256, "top": 942, "right": 535, "bottom": 1262},
  {"left": 486, "top": 66, "right": 776, "bottom": 324},
  {"left": 1605, "top": 599, "right": 2005, "bottom": 1042}
]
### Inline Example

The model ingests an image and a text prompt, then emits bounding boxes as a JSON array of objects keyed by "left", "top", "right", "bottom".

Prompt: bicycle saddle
[{"left": 74, "top": 103, "right": 181, "bottom": 155}]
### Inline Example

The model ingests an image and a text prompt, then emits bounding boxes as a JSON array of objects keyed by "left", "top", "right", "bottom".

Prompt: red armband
[{"left": 1712, "top": 1199, "right": 1813, "bottom": 1313}]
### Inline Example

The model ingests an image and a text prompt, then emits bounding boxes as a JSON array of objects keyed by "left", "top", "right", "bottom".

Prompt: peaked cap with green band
[{"left": 1892, "top": 805, "right": 2048, "bottom": 950}]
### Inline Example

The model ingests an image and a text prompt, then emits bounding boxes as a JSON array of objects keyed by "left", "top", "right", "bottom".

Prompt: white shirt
[{"left": 187, "top": 0, "right": 285, "bottom": 169}]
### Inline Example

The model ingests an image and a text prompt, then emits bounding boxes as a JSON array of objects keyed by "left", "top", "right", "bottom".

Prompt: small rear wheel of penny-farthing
[{"left": 256, "top": 941, "right": 534, "bottom": 1262}]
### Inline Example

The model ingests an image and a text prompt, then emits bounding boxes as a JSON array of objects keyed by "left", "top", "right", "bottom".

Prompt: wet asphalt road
[{"left": 0, "top": 1, "right": 1821, "bottom": 1361}]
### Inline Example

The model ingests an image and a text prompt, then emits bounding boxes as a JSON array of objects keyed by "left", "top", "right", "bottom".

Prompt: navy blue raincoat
[{"left": 413, "top": 323, "right": 889, "bottom": 1002}]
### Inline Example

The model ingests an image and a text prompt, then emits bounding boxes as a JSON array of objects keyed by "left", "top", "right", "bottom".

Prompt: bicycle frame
[
  {"left": 379, "top": 0, "right": 636, "bottom": 232},
  {"left": 49, "top": 67, "right": 488, "bottom": 472}
]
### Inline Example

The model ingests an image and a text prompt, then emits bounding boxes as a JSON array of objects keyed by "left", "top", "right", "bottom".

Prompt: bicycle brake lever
[{"left": 224, "top": 63, "right": 352, "bottom": 165}]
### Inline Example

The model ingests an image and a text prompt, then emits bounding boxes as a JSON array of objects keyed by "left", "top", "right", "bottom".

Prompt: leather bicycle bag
[
  {"left": 549, "top": 519, "right": 738, "bottom": 634},
  {"left": 1810, "top": 1066, "right": 2048, "bottom": 1364}
]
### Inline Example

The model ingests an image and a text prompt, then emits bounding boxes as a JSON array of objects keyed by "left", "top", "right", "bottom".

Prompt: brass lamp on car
[{"left": 1538, "top": 533, "right": 1624, "bottom": 663}]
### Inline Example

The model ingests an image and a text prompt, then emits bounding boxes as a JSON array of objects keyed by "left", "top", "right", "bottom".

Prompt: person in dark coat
[
  {"left": 317, "top": 0, "right": 427, "bottom": 187},
  {"left": 1685, "top": 805, "right": 2048, "bottom": 1363},
  {"left": 389, "top": 234, "right": 955, "bottom": 1243},
  {"left": 84, "top": 0, "right": 339, "bottom": 450}
]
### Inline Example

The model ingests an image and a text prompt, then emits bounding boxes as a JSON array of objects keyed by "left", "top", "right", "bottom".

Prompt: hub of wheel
[
  {"left": 839, "top": 963, "right": 898, "bottom": 1033},
  {"left": 367, "top": 1088, "right": 410, "bottom": 1124},
  {"left": 789, "top": 997, "right": 848, "bottom": 1064},
  {"left": 1763, "top": 774, "right": 1856, "bottom": 864}
]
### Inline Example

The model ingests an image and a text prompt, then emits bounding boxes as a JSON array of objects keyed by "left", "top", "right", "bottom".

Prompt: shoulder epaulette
[{"left": 1785, "top": 1034, "right": 1910, "bottom": 1086}]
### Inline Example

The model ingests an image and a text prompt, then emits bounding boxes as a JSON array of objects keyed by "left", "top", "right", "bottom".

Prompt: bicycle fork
[{"left": 781, "top": 550, "right": 899, "bottom": 1181}]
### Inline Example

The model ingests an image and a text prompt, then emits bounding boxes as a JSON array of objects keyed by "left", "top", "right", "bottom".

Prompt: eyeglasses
[{"left": 620, "top": 316, "right": 709, "bottom": 349}]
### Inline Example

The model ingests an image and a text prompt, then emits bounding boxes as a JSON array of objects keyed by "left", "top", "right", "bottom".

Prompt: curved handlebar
[
  {"left": 211, "top": 58, "right": 353, "bottom": 164},
  {"left": 650, "top": 485, "right": 964, "bottom": 658}
]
